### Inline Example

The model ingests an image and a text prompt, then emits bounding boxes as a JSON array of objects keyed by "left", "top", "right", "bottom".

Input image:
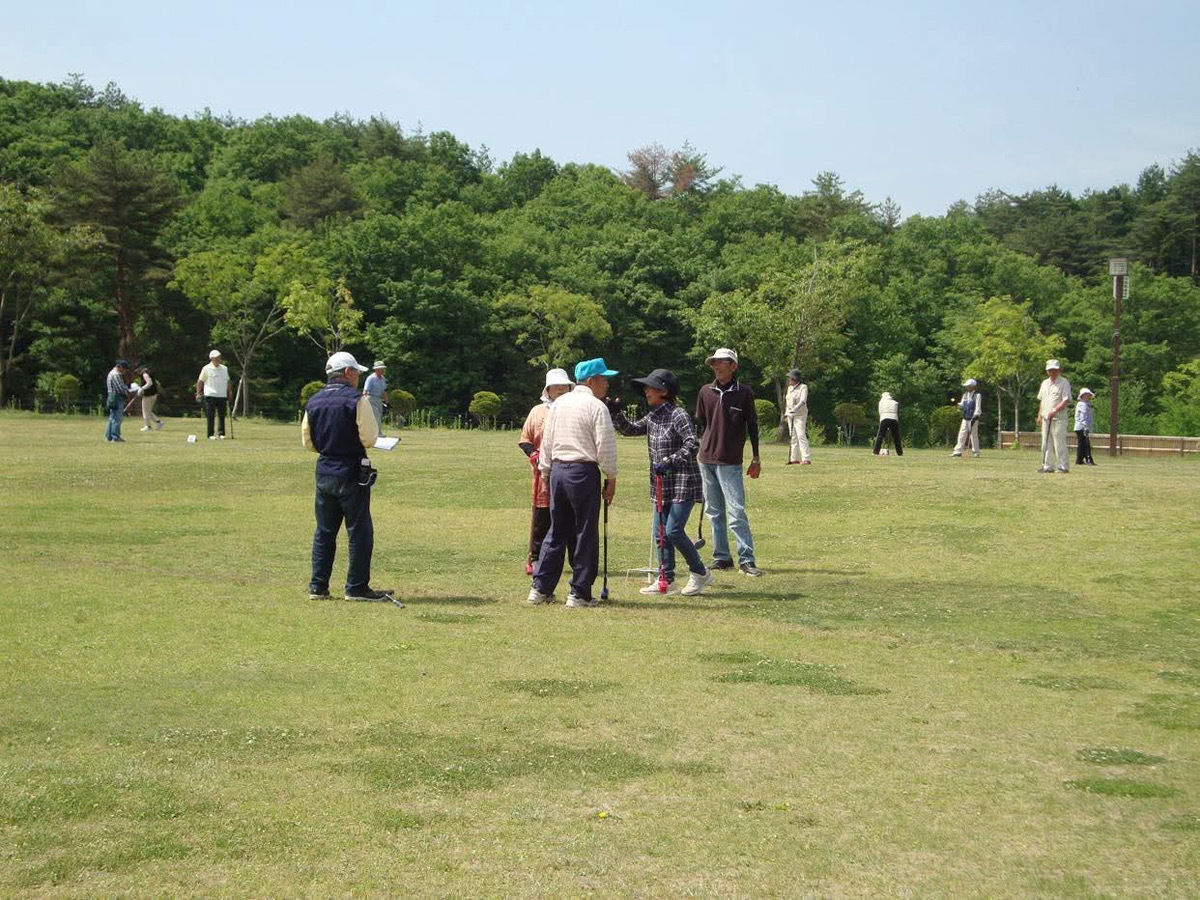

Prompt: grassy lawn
[{"left": 1, "top": 411, "right": 1197, "bottom": 895}]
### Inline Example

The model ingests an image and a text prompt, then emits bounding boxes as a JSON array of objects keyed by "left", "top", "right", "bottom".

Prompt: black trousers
[
  {"left": 1075, "top": 429, "right": 1094, "bottom": 464},
  {"left": 533, "top": 462, "right": 601, "bottom": 601},
  {"left": 529, "top": 506, "right": 551, "bottom": 562},
  {"left": 204, "top": 396, "right": 228, "bottom": 437},
  {"left": 873, "top": 419, "right": 903, "bottom": 455}
]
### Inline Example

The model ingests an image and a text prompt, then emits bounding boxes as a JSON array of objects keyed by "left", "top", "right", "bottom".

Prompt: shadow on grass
[
  {"left": 696, "top": 650, "right": 886, "bottom": 695},
  {"left": 402, "top": 595, "right": 499, "bottom": 606}
]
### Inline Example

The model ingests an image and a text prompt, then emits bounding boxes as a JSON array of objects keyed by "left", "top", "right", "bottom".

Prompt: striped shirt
[
  {"left": 537, "top": 385, "right": 617, "bottom": 480},
  {"left": 614, "top": 402, "right": 703, "bottom": 503}
]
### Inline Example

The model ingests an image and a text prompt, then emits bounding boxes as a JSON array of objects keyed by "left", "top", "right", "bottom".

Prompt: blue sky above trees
[{"left": 4, "top": 0, "right": 1198, "bottom": 217}]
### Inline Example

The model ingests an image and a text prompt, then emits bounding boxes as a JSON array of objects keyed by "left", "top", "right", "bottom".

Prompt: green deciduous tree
[
  {"left": 491, "top": 284, "right": 611, "bottom": 370},
  {"left": 944, "top": 296, "right": 1064, "bottom": 443}
]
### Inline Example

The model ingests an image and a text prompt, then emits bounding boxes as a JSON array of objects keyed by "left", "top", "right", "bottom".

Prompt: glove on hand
[
  {"left": 603, "top": 395, "right": 624, "bottom": 415},
  {"left": 530, "top": 450, "right": 540, "bottom": 468},
  {"left": 652, "top": 462, "right": 670, "bottom": 476}
]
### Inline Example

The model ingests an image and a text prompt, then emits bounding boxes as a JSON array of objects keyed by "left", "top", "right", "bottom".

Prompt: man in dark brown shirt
[{"left": 694, "top": 348, "right": 763, "bottom": 576}]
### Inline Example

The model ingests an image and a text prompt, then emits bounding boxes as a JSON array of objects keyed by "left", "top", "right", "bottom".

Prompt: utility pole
[{"left": 1108, "top": 258, "right": 1129, "bottom": 457}]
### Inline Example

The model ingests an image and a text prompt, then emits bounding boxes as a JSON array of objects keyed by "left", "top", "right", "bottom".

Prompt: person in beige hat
[
  {"left": 362, "top": 360, "right": 389, "bottom": 435},
  {"left": 1036, "top": 359, "right": 1072, "bottom": 473},
  {"left": 517, "top": 368, "right": 574, "bottom": 573}
]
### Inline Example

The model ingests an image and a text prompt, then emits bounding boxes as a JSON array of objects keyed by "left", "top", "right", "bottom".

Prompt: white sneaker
[
  {"left": 209, "top": 436, "right": 217, "bottom": 440},
  {"left": 950, "top": 451, "right": 961, "bottom": 457},
  {"left": 218, "top": 435, "right": 226, "bottom": 440},
  {"left": 155, "top": 421, "right": 164, "bottom": 430},
  {"left": 140, "top": 425, "right": 151, "bottom": 431},
  {"left": 971, "top": 452, "right": 980, "bottom": 458},
  {"left": 565, "top": 593, "right": 598, "bottom": 608},
  {"left": 680, "top": 569, "right": 716, "bottom": 596},
  {"left": 526, "top": 587, "right": 556, "bottom": 605},
  {"left": 639, "top": 581, "right": 679, "bottom": 595}
]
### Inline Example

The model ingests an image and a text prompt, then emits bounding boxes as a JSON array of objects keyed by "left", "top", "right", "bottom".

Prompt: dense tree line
[{"left": 2, "top": 76, "right": 1198, "bottom": 440}]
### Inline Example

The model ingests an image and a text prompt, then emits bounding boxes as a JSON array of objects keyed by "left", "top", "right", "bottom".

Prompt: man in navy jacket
[{"left": 301, "top": 351, "right": 398, "bottom": 605}]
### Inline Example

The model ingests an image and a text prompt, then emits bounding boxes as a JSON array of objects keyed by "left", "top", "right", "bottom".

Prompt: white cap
[
  {"left": 209, "top": 349, "right": 222, "bottom": 359},
  {"left": 541, "top": 367, "right": 574, "bottom": 402},
  {"left": 325, "top": 351, "right": 369, "bottom": 375},
  {"left": 1045, "top": 358, "right": 1061, "bottom": 371},
  {"left": 705, "top": 347, "right": 739, "bottom": 365},
  {"left": 372, "top": 360, "right": 386, "bottom": 370},
  {"left": 1078, "top": 387, "right": 1095, "bottom": 398},
  {"left": 963, "top": 378, "right": 977, "bottom": 388}
]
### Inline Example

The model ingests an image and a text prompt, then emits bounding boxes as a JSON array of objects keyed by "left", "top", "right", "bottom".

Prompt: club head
[
  {"left": 601, "top": 587, "right": 609, "bottom": 600},
  {"left": 693, "top": 538, "right": 706, "bottom": 550}
]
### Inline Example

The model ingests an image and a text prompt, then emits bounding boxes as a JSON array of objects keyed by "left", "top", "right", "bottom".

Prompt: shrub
[
  {"left": 754, "top": 399, "right": 778, "bottom": 430},
  {"left": 469, "top": 390, "right": 502, "bottom": 428},
  {"left": 928, "top": 405, "right": 962, "bottom": 446},
  {"left": 53, "top": 374, "right": 82, "bottom": 411},
  {"left": 833, "top": 402, "right": 867, "bottom": 444},
  {"left": 34, "top": 372, "right": 62, "bottom": 412},
  {"left": 807, "top": 422, "right": 827, "bottom": 447},
  {"left": 391, "top": 389, "right": 416, "bottom": 415},
  {"left": 299, "top": 380, "right": 325, "bottom": 408}
]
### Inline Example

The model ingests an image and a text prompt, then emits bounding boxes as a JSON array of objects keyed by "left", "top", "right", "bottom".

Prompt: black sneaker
[
  {"left": 346, "top": 588, "right": 395, "bottom": 603},
  {"left": 739, "top": 563, "right": 764, "bottom": 577},
  {"left": 309, "top": 589, "right": 331, "bottom": 600},
  {"left": 710, "top": 559, "right": 735, "bottom": 570}
]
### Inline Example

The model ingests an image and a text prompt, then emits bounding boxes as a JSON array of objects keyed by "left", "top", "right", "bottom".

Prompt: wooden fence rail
[{"left": 1000, "top": 431, "right": 1200, "bottom": 457}]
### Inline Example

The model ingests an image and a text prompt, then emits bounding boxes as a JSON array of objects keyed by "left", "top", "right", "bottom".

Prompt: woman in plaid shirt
[{"left": 611, "top": 368, "right": 715, "bottom": 596}]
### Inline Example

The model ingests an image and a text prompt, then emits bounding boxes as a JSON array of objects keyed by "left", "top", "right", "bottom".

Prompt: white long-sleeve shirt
[
  {"left": 538, "top": 384, "right": 618, "bottom": 480},
  {"left": 785, "top": 383, "right": 808, "bottom": 416},
  {"left": 878, "top": 393, "right": 899, "bottom": 421}
]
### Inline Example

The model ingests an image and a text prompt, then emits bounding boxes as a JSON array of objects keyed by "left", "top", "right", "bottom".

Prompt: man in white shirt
[
  {"left": 528, "top": 357, "right": 619, "bottom": 608},
  {"left": 1036, "top": 359, "right": 1072, "bottom": 473},
  {"left": 784, "top": 368, "right": 811, "bottom": 465},
  {"left": 951, "top": 378, "right": 983, "bottom": 458},
  {"left": 195, "top": 349, "right": 233, "bottom": 440}
]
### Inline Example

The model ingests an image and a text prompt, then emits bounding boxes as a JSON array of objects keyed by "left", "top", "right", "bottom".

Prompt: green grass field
[{"left": 1, "top": 411, "right": 1197, "bottom": 895}]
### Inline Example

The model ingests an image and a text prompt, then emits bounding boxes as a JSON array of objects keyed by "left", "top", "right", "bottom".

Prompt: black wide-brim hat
[{"left": 631, "top": 368, "right": 679, "bottom": 397}]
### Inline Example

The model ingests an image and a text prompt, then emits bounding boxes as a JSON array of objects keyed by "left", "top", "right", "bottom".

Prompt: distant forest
[{"left": 2, "top": 76, "right": 1198, "bottom": 440}]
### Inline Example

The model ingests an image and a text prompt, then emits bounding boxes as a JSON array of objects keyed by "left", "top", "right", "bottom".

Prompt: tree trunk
[
  {"left": 996, "top": 390, "right": 1002, "bottom": 449},
  {"left": 114, "top": 248, "right": 136, "bottom": 361},
  {"left": 773, "top": 376, "right": 788, "bottom": 441}
]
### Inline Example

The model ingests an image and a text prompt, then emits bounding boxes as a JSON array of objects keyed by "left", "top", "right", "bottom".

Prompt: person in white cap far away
[
  {"left": 362, "top": 360, "right": 389, "bottom": 436},
  {"left": 195, "top": 350, "right": 233, "bottom": 439},
  {"left": 1074, "top": 387, "right": 1097, "bottom": 466},
  {"left": 301, "top": 351, "right": 399, "bottom": 605},
  {"left": 1036, "top": 359, "right": 1072, "bottom": 473},
  {"left": 517, "top": 368, "right": 574, "bottom": 574},
  {"left": 694, "top": 348, "right": 763, "bottom": 577},
  {"left": 951, "top": 378, "right": 983, "bottom": 458}
]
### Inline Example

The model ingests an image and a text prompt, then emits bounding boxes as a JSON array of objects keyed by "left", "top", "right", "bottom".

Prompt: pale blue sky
[{"left": 5, "top": 0, "right": 1198, "bottom": 216}]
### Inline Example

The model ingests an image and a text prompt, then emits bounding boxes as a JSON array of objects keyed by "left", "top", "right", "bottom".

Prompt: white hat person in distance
[
  {"left": 705, "top": 347, "right": 739, "bottom": 365},
  {"left": 963, "top": 378, "right": 978, "bottom": 388},
  {"left": 1078, "top": 387, "right": 1095, "bottom": 398},
  {"left": 1045, "top": 359, "right": 1062, "bottom": 371},
  {"left": 325, "top": 351, "right": 369, "bottom": 375},
  {"left": 209, "top": 349, "right": 222, "bottom": 359},
  {"left": 372, "top": 360, "right": 387, "bottom": 370},
  {"left": 541, "top": 367, "right": 574, "bottom": 403}
]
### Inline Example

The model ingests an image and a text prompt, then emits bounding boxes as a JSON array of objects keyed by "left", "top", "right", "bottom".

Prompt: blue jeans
[
  {"left": 700, "top": 463, "right": 755, "bottom": 566},
  {"left": 105, "top": 398, "right": 124, "bottom": 441},
  {"left": 533, "top": 462, "right": 601, "bottom": 600},
  {"left": 652, "top": 500, "right": 707, "bottom": 581},
  {"left": 310, "top": 474, "right": 374, "bottom": 594}
]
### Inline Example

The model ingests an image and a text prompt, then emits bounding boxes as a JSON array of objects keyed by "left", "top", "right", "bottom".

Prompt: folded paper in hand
[{"left": 374, "top": 436, "right": 400, "bottom": 451}]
